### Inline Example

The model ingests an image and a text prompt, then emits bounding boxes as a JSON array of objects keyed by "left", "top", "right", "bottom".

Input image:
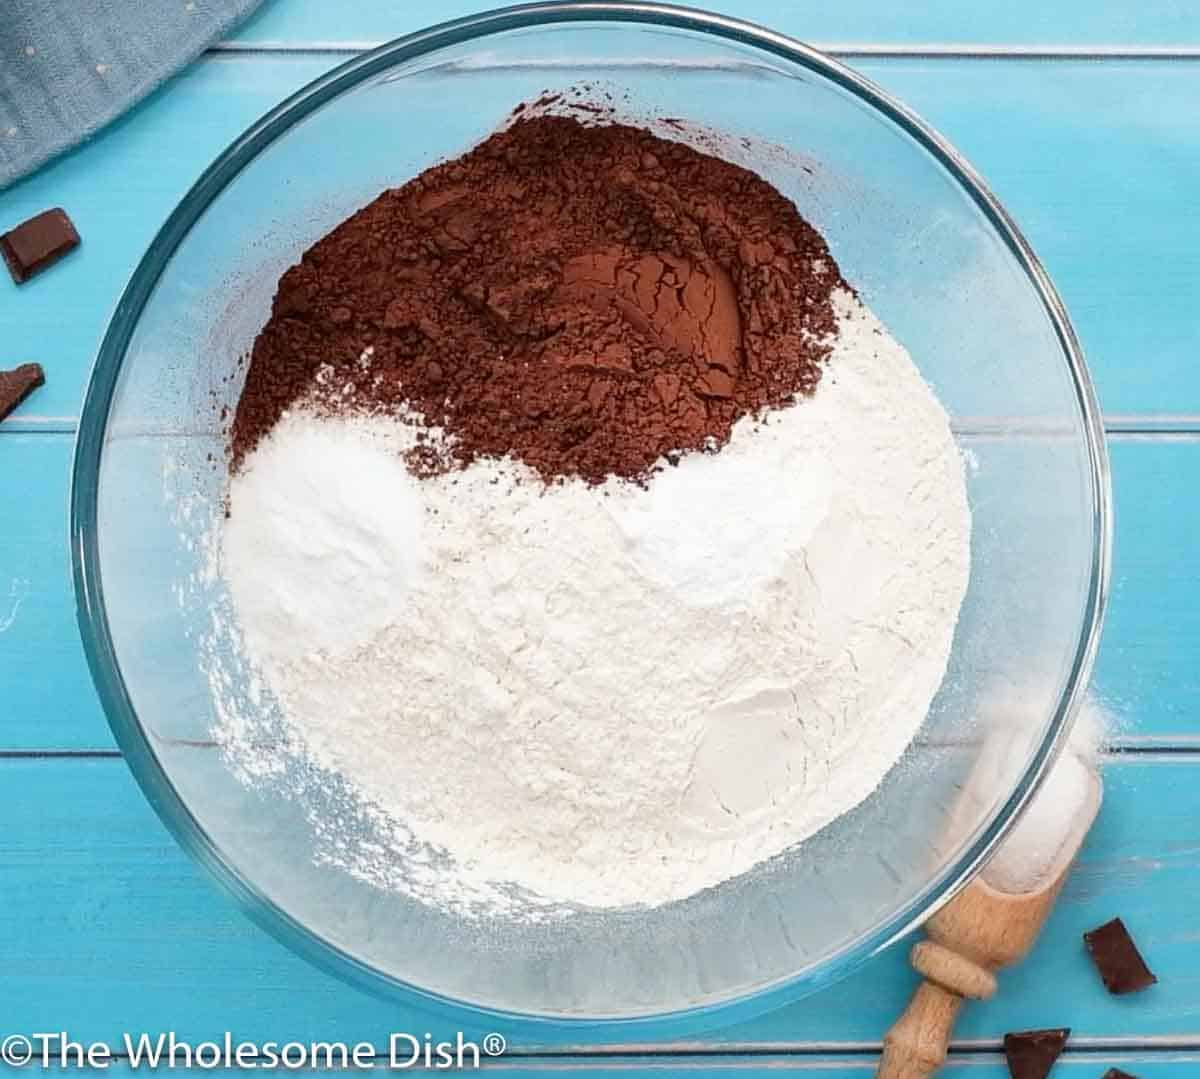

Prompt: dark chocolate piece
[
  {"left": 1101, "top": 1070, "right": 1140, "bottom": 1079},
  {"left": 1084, "top": 917, "right": 1157, "bottom": 994},
  {"left": 1, "top": 207, "right": 80, "bottom": 283},
  {"left": 1002, "top": 1027, "right": 1069, "bottom": 1079},
  {"left": 0, "top": 363, "right": 45, "bottom": 422}
]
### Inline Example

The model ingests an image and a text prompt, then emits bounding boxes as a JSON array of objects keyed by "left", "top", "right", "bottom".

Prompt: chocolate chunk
[
  {"left": 0, "top": 363, "right": 46, "bottom": 422},
  {"left": 1084, "top": 918, "right": 1157, "bottom": 994},
  {"left": 1, "top": 208, "right": 80, "bottom": 283},
  {"left": 1002, "top": 1027, "right": 1069, "bottom": 1079},
  {"left": 1101, "top": 1070, "right": 1140, "bottom": 1079}
]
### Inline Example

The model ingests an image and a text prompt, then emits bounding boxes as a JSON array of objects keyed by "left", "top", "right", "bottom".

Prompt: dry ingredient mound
[
  {"left": 231, "top": 114, "right": 845, "bottom": 482},
  {"left": 213, "top": 105, "right": 973, "bottom": 916},
  {"left": 216, "top": 295, "right": 971, "bottom": 915}
]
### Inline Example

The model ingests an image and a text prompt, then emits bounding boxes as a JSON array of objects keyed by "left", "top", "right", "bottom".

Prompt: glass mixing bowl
[{"left": 72, "top": 0, "right": 1110, "bottom": 1038}]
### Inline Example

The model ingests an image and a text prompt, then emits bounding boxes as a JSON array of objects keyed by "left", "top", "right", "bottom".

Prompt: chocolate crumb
[
  {"left": 1084, "top": 918, "right": 1157, "bottom": 995},
  {"left": 1002, "top": 1028, "right": 1069, "bottom": 1079},
  {"left": 0, "top": 363, "right": 46, "bottom": 421},
  {"left": 1101, "top": 1070, "right": 1140, "bottom": 1079}
]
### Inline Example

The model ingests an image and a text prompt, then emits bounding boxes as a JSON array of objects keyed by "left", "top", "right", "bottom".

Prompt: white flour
[
  {"left": 983, "top": 698, "right": 1106, "bottom": 894},
  {"left": 215, "top": 289, "right": 971, "bottom": 914}
]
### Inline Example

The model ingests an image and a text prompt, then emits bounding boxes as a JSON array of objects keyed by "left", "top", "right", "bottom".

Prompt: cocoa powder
[{"left": 231, "top": 112, "right": 845, "bottom": 483}]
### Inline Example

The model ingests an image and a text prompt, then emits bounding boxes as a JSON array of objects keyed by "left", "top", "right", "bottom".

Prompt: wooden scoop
[{"left": 877, "top": 764, "right": 1102, "bottom": 1079}]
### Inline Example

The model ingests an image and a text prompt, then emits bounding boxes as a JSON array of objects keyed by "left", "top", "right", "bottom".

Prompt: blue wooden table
[{"left": 3, "top": 2, "right": 1199, "bottom": 1076}]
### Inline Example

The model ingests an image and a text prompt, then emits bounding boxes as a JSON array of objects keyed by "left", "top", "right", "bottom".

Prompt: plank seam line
[
  {"left": 509, "top": 1042, "right": 1200, "bottom": 1055},
  {"left": 1107, "top": 744, "right": 1200, "bottom": 757},
  {"left": 7, "top": 419, "right": 1200, "bottom": 437},
  {"left": 1, "top": 418, "right": 77, "bottom": 433},
  {"left": 0, "top": 750, "right": 122, "bottom": 759},
  {"left": 208, "top": 41, "right": 1200, "bottom": 60},
  {"left": 3, "top": 744, "right": 1198, "bottom": 760},
  {"left": 20, "top": 1045, "right": 1200, "bottom": 1062}
]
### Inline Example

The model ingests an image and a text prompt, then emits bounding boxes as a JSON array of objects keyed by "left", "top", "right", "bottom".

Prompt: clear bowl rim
[{"left": 70, "top": 0, "right": 1113, "bottom": 1037}]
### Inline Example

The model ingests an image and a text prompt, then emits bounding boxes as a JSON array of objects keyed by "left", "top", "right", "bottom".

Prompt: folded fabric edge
[{"left": 0, "top": 0, "right": 265, "bottom": 192}]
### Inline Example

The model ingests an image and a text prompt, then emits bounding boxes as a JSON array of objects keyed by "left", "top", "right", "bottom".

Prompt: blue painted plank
[
  {"left": 863, "top": 59, "right": 1200, "bottom": 422},
  {"left": 1097, "top": 439, "right": 1200, "bottom": 743},
  {"left": 0, "top": 755, "right": 1195, "bottom": 1048},
  {"left": 229, "top": 0, "right": 1200, "bottom": 49},
  {"left": 0, "top": 435, "right": 107, "bottom": 747},
  {"left": 3, "top": 435, "right": 1193, "bottom": 750},
  {"left": 3, "top": 56, "right": 1200, "bottom": 419}
]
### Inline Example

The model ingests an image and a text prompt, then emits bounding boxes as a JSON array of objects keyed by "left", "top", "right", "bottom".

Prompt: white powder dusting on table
[{"left": 213, "top": 289, "right": 971, "bottom": 914}]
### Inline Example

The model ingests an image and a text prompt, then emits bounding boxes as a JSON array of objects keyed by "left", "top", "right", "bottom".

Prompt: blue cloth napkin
[{"left": 0, "top": 0, "right": 264, "bottom": 190}]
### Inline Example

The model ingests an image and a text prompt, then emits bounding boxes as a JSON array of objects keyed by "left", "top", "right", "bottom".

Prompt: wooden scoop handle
[
  {"left": 877, "top": 876, "right": 1064, "bottom": 1078},
  {"left": 877, "top": 980, "right": 967, "bottom": 1079},
  {"left": 877, "top": 758, "right": 1102, "bottom": 1078}
]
